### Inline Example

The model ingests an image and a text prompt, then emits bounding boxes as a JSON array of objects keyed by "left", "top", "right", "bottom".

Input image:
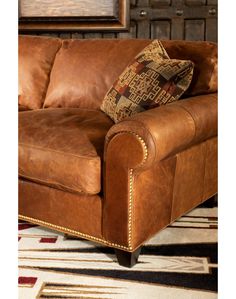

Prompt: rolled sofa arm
[
  {"left": 105, "top": 93, "right": 217, "bottom": 165},
  {"left": 103, "top": 93, "right": 217, "bottom": 250}
]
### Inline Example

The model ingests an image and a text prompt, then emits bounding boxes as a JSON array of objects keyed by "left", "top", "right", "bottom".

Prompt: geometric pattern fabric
[{"left": 101, "top": 40, "right": 194, "bottom": 122}]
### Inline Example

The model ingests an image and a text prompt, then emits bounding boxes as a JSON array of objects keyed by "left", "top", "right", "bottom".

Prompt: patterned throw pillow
[{"left": 101, "top": 40, "right": 194, "bottom": 123}]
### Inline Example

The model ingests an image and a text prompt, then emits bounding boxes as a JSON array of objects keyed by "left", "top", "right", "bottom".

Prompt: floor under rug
[{"left": 19, "top": 206, "right": 217, "bottom": 299}]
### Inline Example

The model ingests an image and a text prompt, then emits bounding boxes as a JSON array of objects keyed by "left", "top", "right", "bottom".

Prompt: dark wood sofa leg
[
  {"left": 115, "top": 247, "right": 142, "bottom": 268},
  {"left": 201, "top": 194, "right": 218, "bottom": 208}
]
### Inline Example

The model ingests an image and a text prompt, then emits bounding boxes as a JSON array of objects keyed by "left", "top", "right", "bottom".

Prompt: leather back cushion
[
  {"left": 161, "top": 40, "right": 217, "bottom": 96},
  {"left": 44, "top": 39, "right": 217, "bottom": 109},
  {"left": 44, "top": 39, "right": 150, "bottom": 109},
  {"left": 19, "top": 35, "right": 62, "bottom": 110}
]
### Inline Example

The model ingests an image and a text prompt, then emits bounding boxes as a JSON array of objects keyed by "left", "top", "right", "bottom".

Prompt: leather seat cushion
[{"left": 19, "top": 108, "right": 113, "bottom": 195}]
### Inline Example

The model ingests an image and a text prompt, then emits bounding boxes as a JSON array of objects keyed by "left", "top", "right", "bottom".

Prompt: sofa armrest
[
  {"left": 103, "top": 93, "right": 217, "bottom": 251},
  {"left": 105, "top": 93, "right": 217, "bottom": 164}
]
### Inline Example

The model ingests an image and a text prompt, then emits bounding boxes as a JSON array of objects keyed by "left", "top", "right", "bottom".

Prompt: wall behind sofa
[{"left": 19, "top": 0, "right": 217, "bottom": 42}]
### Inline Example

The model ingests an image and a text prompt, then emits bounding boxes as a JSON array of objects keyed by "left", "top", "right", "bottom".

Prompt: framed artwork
[{"left": 19, "top": 0, "right": 129, "bottom": 31}]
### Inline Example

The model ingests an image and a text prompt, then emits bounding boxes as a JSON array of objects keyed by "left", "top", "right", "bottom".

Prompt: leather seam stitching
[
  {"left": 175, "top": 105, "right": 197, "bottom": 145},
  {"left": 201, "top": 141, "right": 208, "bottom": 202},
  {"left": 19, "top": 142, "right": 99, "bottom": 160},
  {"left": 18, "top": 174, "right": 100, "bottom": 195},
  {"left": 107, "top": 119, "right": 156, "bottom": 163},
  {"left": 106, "top": 130, "right": 148, "bottom": 167},
  {"left": 170, "top": 155, "right": 178, "bottom": 222}
]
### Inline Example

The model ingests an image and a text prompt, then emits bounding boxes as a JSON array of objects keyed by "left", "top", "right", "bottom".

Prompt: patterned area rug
[{"left": 19, "top": 206, "right": 217, "bottom": 299}]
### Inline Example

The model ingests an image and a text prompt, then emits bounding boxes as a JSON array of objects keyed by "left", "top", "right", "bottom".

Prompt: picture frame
[{"left": 19, "top": 0, "right": 129, "bottom": 32}]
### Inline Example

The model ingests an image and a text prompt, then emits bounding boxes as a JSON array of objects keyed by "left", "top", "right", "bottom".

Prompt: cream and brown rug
[{"left": 18, "top": 206, "right": 217, "bottom": 299}]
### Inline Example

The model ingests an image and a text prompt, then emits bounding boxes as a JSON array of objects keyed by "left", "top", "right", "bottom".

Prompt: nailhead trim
[
  {"left": 19, "top": 132, "right": 148, "bottom": 252},
  {"left": 117, "top": 132, "right": 148, "bottom": 248},
  {"left": 128, "top": 169, "right": 133, "bottom": 247},
  {"left": 130, "top": 132, "right": 148, "bottom": 166},
  {"left": 18, "top": 214, "right": 131, "bottom": 251}
]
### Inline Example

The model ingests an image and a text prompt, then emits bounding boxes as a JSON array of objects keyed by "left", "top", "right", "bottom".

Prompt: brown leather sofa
[{"left": 19, "top": 35, "right": 217, "bottom": 267}]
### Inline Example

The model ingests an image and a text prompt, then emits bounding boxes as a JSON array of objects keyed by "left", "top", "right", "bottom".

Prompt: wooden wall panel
[
  {"left": 185, "top": 0, "right": 206, "bottom": 5},
  {"left": 205, "top": 18, "right": 217, "bottom": 42},
  {"left": 207, "top": 0, "right": 217, "bottom": 4},
  {"left": 151, "top": 0, "right": 171, "bottom": 6},
  {"left": 184, "top": 19, "right": 205, "bottom": 40},
  {"left": 151, "top": 20, "right": 171, "bottom": 39},
  {"left": 21, "top": 0, "right": 217, "bottom": 42}
]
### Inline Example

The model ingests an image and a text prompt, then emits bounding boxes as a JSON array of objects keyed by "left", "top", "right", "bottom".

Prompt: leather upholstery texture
[
  {"left": 162, "top": 40, "right": 217, "bottom": 96},
  {"left": 18, "top": 104, "right": 29, "bottom": 112},
  {"left": 19, "top": 108, "right": 113, "bottom": 195},
  {"left": 44, "top": 39, "right": 151, "bottom": 109},
  {"left": 202, "top": 137, "right": 218, "bottom": 200},
  {"left": 106, "top": 94, "right": 217, "bottom": 163},
  {"left": 19, "top": 35, "right": 61, "bottom": 109},
  {"left": 104, "top": 93, "right": 217, "bottom": 248},
  {"left": 18, "top": 36, "right": 218, "bottom": 253},
  {"left": 19, "top": 179, "right": 103, "bottom": 238},
  {"left": 43, "top": 39, "right": 217, "bottom": 110}
]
